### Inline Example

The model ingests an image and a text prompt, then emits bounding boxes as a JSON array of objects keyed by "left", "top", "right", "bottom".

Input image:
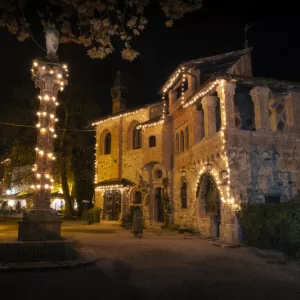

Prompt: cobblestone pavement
[{"left": 0, "top": 225, "right": 300, "bottom": 300}]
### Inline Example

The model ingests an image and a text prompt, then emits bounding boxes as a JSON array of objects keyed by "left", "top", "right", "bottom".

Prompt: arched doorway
[
  {"left": 154, "top": 187, "right": 164, "bottom": 222},
  {"left": 197, "top": 173, "right": 221, "bottom": 238}
]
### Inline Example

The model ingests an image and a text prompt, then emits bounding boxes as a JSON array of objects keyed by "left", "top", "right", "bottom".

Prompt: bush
[
  {"left": 122, "top": 206, "right": 142, "bottom": 229},
  {"left": 239, "top": 202, "right": 300, "bottom": 257},
  {"left": 87, "top": 207, "right": 102, "bottom": 225}
]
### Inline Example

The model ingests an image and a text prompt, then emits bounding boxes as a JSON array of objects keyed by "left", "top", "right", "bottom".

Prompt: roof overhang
[{"left": 95, "top": 178, "right": 136, "bottom": 191}]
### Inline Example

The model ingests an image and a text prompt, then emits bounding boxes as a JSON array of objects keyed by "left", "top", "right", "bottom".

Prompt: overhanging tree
[
  {"left": 0, "top": 0, "right": 204, "bottom": 216},
  {"left": 0, "top": 0, "right": 204, "bottom": 61}
]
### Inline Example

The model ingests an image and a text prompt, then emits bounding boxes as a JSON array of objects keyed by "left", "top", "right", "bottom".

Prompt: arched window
[
  {"left": 180, "top": 182, "right": 187, "bottom": 208},
  {"left": 200, "top": 108, "right": 205, "bottom": 140},
  {"left": 133, "top": 125, "right": 142, "bottom": 149},
  {"left": 176, "top": 134, "right": 179, "bottom": 154},
  {"left": 134, "top": 191, "right": 142, "bottom": 204},
  {"left": 180, "top": 130, "right": 184, "bottom": 152},
  {"left": 185, "top": 127, "right": 189, "bottom": 150},
  {"left": 104, "top": 132, "right": 111, "bottom": 154},
  {"left": 149, "top": 135, "right": 156, "bottom": 148}
]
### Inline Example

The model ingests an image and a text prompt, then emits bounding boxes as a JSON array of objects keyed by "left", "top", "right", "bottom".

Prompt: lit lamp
[
  {"left": 221, "top": 170, "right": 228, "bottom": 184},
  {"left": 205, "top": 163, "right": 213, "bottom": 172},
  {"left": 180, "top": 170, "right": 187, "bottom": 178}
]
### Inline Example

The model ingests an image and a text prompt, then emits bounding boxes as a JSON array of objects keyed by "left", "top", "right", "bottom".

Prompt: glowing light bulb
[
  {"left": 33, "top": 61, "right": 38, "bottom": 67},
  {"left": 44, "top": 95, "right": 49, "bottom": 100},
  {"left": 36, "top": 123, "right": 41, "bottom": 128}
]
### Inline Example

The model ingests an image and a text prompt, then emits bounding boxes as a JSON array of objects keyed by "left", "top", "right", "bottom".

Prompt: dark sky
[{"left": 0, "top": 0, "right": 299, "bottom": 121}]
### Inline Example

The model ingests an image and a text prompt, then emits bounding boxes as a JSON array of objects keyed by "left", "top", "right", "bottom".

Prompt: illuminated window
[
  {"left": 104, "top": 132, "right": 111, "bottom": 155},
  {"left": 176, "top": 134, "right": 179, "bottom": 154},
  {"left": 185, "top": 127, "right": 189, "bottom": 149},
  {"left": 180, "top": 130, "right": 184, "bottom": 152},
  {"left": 149, "top": 135, "right": 156, "bottom": 148},
  {"left": 133, "top": 125, "right": 142, "bottom": 149}
]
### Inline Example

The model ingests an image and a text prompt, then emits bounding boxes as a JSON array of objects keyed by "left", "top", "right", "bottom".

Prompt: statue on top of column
[{"left": 45, "top": 22, "right": 59, "bottom": 59}]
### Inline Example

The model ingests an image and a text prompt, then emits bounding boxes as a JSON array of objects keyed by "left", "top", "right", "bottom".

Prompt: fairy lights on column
[{"left": 30, "top": 59, "right": 68, "bottom": 209}]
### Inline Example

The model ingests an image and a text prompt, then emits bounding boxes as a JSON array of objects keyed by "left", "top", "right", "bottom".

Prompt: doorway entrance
[
  {"left": 154, "top": 187, "right": 164, "bottom": 222},
  {"left": 103, "top": 190, "right": 121, "bottom": 220},
  {"left": 198, "top": 174, "right": 221, "bottom": 238}
]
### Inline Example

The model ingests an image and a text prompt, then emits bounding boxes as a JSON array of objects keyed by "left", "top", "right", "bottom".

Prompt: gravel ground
[{"left": 0, "top": 225, "right": 300, "bottom": 300}]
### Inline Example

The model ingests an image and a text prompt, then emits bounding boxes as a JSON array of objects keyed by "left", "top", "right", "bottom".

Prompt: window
[
  {"left": 149, "top": 135, "right": 156, "bottom": 148},
  {"left": 176, "top": 134, "right": 179, "bottom": 154},
  {"left": 134, "top": 191, "right": 142, "bottom": 204},
  {"left": 155, "top": 170, "right": 163, "bottom": 179},
  {"left": 104, "top": 132, "right": 111, "bottom": 154},
  {"left": 133, "top": 125, "right": 142, "bottom": 149},
  {"left": 180, "top": 130, "right": 184, "bottom": 152},
  {"left": 181, "top": 182, "right": 187, "bottom": 208},
  {"left": 185, "top": 127, "right": 189, "bottom": 150},
  {"left": 200, "top": 108, "right": 205, "bottom": 140}
]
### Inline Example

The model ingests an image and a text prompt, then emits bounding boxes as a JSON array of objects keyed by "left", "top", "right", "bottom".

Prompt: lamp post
[{"left": 18, "top": 29, "right": 68, "bottom": 241}]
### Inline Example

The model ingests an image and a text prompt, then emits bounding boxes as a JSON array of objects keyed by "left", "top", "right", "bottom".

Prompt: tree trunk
[
  {"left": 58, "top": 116, "right": 73, "bottom": 217},
  {"left": 61, "top": 156, "right": 74, "bottom": 217}
]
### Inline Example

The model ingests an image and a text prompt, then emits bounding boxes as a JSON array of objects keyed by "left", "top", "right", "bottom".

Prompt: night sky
[{"left": 0, "top": 0, "right": 299, "bottom": 131}]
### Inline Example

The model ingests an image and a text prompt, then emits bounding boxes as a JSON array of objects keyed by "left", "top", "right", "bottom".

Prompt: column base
[{"left": 18, "top": 209, "right": 62, "bottom": 241}]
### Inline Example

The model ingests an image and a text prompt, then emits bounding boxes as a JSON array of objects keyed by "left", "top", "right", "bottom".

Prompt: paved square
[{"left": 0, "top": 224, "right": 300, "bottom": 300}]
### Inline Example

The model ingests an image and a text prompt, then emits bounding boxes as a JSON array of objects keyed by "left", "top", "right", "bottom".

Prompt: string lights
[
  {"left": 183, "top": 80, "right": 220, "bottom": 108},
  {"left": 92, "top": 108, "right": 145, "bottom": 126},
  {"left": 193, "top": 79, "right": 238, "bottom": 209},
  {"left": 95, "top": 185, "right": 130, "bottom": 192},
  {"left": 30, "top": 58, "right": 68, "bottom": 210}
]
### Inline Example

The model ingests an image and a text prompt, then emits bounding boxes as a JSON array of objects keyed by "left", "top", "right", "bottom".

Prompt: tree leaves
[{"left": 0, "top": 0, "right": 203, "bottom": 61}]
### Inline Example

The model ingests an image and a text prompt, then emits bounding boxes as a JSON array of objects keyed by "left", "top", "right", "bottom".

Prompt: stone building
[{"left": 93, "top": 49, "right": 300, "bottom": 242}]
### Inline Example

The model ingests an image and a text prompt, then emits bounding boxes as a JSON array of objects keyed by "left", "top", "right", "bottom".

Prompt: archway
[
  {"left": 154, "top": 187, "right": 164, "bottom": 222},
  {"left": 197, "top": 173, "right": 221, "bottom": 238}
]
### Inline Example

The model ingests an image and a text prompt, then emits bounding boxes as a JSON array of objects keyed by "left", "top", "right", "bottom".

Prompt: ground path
[{"left": 0, "top": 221, "right": 300, "bottom": 300}]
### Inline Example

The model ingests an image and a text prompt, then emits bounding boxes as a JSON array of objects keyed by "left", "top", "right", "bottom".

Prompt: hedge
[
  {"left": 87, "top": 207, "right": 102, "bottom": 224},
  {"left": 239, "top": 202, "right": 300, "bottom": 257}
]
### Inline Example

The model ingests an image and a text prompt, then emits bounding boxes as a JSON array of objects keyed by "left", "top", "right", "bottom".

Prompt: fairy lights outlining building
[{"left": 93, "top": 48, "right": 300, "bottom": 242}]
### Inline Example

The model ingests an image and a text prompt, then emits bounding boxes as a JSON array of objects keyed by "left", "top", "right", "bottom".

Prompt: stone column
[
  {"left": 216, "top": 81, "right": 236, "bottom": 129},
  {"left": 250, "top": 86, "right": 270, "bottom": 130},
  {"left": 18, "top": 59, "right": 68, "bottom": 241},
  {"left": 202, "top": 96, "right": 217, "bottom": 138},
  {"left": 284, "top": 92, "right": 300, "bottom": 129}
]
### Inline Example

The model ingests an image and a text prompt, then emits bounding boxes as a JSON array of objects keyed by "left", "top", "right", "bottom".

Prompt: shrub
[
  {"left": 239, "top": 202, "right": 300, "bottom": 257},
  {"left": 87, "top": 207, "right": 102, "bottom": 225},
  {"left": 122, "top": 205, "right": 142, "bottom": 229}
]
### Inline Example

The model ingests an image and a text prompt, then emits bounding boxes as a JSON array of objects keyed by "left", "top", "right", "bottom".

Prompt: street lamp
[
  {"left": 205, "top": 163, "right": 213, "bottom": 172},
  {"left": 180, "top": 170, "right": 187, "bottom": 178}
]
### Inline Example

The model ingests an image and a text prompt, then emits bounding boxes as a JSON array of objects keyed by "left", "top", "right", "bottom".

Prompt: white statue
[{"left": 46, "top": 30, "right": 59, "bottom": 57}]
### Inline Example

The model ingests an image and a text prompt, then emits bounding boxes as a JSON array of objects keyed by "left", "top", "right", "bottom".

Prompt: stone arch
[
  {"left": 196, "top": 172, "right": 221, "bottom": 238},
  {"left": 196, "top": 173, "right": 221, "bottom": 217}
]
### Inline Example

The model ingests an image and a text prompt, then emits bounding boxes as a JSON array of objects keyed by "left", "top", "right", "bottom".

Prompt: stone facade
[{"left": 93, "top": 48, "right": 300, "bottom": 243}]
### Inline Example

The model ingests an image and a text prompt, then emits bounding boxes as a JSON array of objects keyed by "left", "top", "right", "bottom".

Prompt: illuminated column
[
  {"left": 202, "top": 95, "right": 217, "bottom": 138},
  {"left": 216, "top": 81, "right": 236, "bottom": 129},
  {"left": 284, "top": 92, "right": 300, "bottom": 129},
  {"left": 31, "top": 61, "right": 68, "bottom": 210},
  {"left": 250, "top": 86, "right": 270, "bottom": 130}
]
